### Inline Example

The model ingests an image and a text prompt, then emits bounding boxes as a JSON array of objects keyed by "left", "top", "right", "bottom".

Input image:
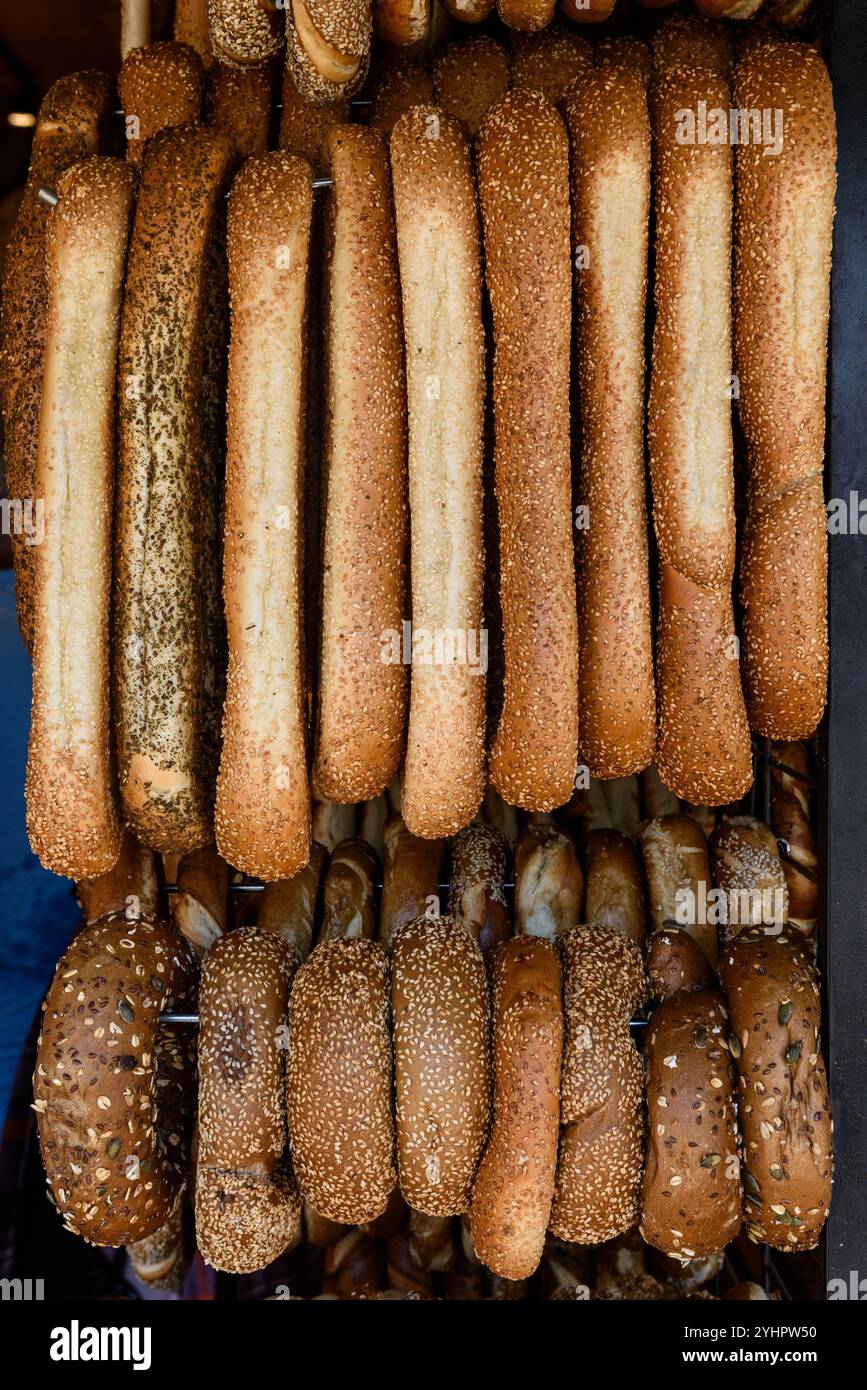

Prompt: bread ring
[
  {"left": 497, "top": 0, "right": 555, "bottom": 31},
  {"left": 208, "top": 0, "right": 284, "bottom": 67},
  {"left": 370, "top": 58, "right": 435, "bottom": 135},
  {"left": 510, "top": 26, "right": 591, "bottom": 102},
  {"left": 286, "top": 0, "right": 372, "bottom": 103},
  {"left": 432, "top": 36, "right": 510, "bottom": 138},
  {"left": 118, "top": 41, "right": 205, "bottom": 166},
  {"left": 374, "top": 0, "right": 431, "bottom": 45},
  {"left": 207, "top": 59, "right": 276, "bottom": 159}
]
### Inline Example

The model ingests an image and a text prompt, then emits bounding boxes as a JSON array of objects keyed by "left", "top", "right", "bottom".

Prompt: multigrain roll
[
  {"left": 710, "top": 816, "right": 788, "bottom": 940},
  {"left": 392, "top": 916, "right": 490, "bottom": 1214},
  {"left": 287, "top": 939, "right": 396, "bottom": 1223},
  {"left": 469, "top": 936, "right": 563, "bottom": 1279},
  {"left": 449, "top": 823, "right": 511, "bottom": 958},
  {"left": 564, "top": 68, "right": 655, "bottom": 779},
  {"left": 390, "top": 108, "right": 486, "bottom": 837},
  {"left": 118, "top": 42, "right": 205, "bottom": 166},
  {"left": 115, "top": 125, "right": 233, "bottom": 855},
  {"left": 375, "top": 0, "right": 431, "bottom": 44},
  {"left": 279, "top": 66, "right": 349, "bottom": 170},
  {"left": 477, "top": 90, "right": 578, "bottom": 811},
  {"left": 650, "top": 14, "right": 734, "bottom": 77},
  {"left": 550, "top": 924, "right": 646, "bottom": 1244},
  {"left": 25, "top": 159, "right": 133, "bottom": 882},
  {"left": 584, "top": 830, "right": 646, "bottom": 948},
  {"left": 312, "top": 126, "right": 408, "bottom": 803},
  {"left": 208, "top": 0, "right": 284, "bottom": 66},
  {"left": 734, "top": 42, "right": 836, "bottom": 739},
  {"left": 432, "top": 36, "right": 510, "bottom": 138},
  {"left": 380, "top": 815, "right": 445, "bottom": 946},
  {"left": 214, "top": 152, "right": 313, "bottom": 880},
  {"left": 497, "top": 0, "right": 555, "bottom": 30},
  {"left": 640, "top": 987, "right": 742, "bottom": 1260},
  {"left": 719, "top": 930, "right": 832, "bottom": 1251},
  {"left": 0, "top": 71, "right": 112, "bottom": 653},
  {"left": 207, "top": 59, "right": 275, "bottom": 158},
  {"left": 286, "top": 0, "right": 372, "bottom": 103},
  {"left": 514, "top": 825, "right": 583, "bottom": 940},
  {"left": 196, "top": 928, "right": 301, "bottom": 1272},
  {"left": 649, "top": 64, "right": 752, "bottom": 808},
  {"left": 370, "top": 59, "right": 435, "bottom": 135},
  {"left": 639, "top": 814, "right": 717, "bottom": 970},
  {"left": 510, "top": 26, "right": 591, "bottom": 103},
  {"left": 35, "top": 912, "right": 198, "bottom": 1246},
  {"left": 770, "top": 743, "right": 818, "bottom": 936}
]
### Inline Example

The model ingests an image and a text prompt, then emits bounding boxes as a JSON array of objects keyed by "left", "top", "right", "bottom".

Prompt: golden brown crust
[
  {"left": 207, "top": 0, "right": 284, "bottom": 67},
  {"left": 214, "top": 151, "right": 313, "bottom": 878},
  {"left": 550, "top": 925, "right": 646, "bottom": 1244},
  {"left": 171, "top": 845, "right": 230, "bottom": 954},
  {"left": 0, "top": 71, "right": 113, "bottom": 652},
  {"left": 35, "top": 911, "right": 198, "bottom": 1246},
  {"left": 77, "top": 832, "right": 160, "bottom": 924},
  {"left": 510, "top": 26, "right": 591, "bottom": 103},
  {"left": 319, "top": 838, "right": 379, "bottom": 941},
  {"left": 207, "top": 58, "right": 276, "bottom": 158},
  {"left": 127, "top": 1199, "right": 194, "bottom": 1290},
  {"left": 175, "top": 0, "right": 214, "bottom": 66},
  {"left": 392, "top": 916, "right": 490, "bottom": 1214},
  {"left": 709, "top": 815, "right": 788, "bottom": 941},
  {"left": 469, "top": 936, "right": 562, "bottom": 1279},
  {"left": 651, "top": 14, "right": 735, "bottom": 77},
  {"left": 26, "top": 158, "right": 133, "bottom": 881},
  {"left": 640, "top": 988, "right": 742, "bottom": 1261},
  {"left": 514, "top": 825, "right": 583, "bottom": 941},
  {"left": 442, "top": 0, "right": 493, "bottom": 20},
  {"left": 287, "top": 938, "right": 396, "bottom": 1223},
  {"left": 370, "top": 58, "right": 435, "bottom": 135},
  {"left": 313, "top": 126, "right": 408, "bottom": 802},
  {"left": 391, "top": 108, "right": 487, "bottom": 836},
  {"left": 497, "top": 0, "right": 556, "bottom": 30},
  {"left": 734, "top": 42, "right": 835, "bottom": 739},
  {"left": 584, "top": 829, "right": 646, "bottom": 948},
  {"left": 647, "top": 926, "right": 716, "bottom": 1002},
  {"left": 374, "top": 0, "right": 431, "bottom": 45},
  {"left": 115, "top": 125, "right": 233, "bottom": 855},
  {"left": 594, "top": 36, "right": 652, "bottom": 87},
  {"left": 719, "top": 930, "right": 832, "bottom": 1252},
  {"left": 559, "top": 0, "right": 615, "bottom": 18},
  {"left": 639, "top": 813, "right": 717, "bottom": 970},
  {"left": 380, "top": 814, "right": 445, "bottom": 946},
  {"left": 286, "top": 0, "right": 372, "bottom": 102},
  {"left": 279, "top": 62, "right": 349, "bottom": 170},
  {"left": 770, "top": 742, "right": 817, "bottom": 934},
  {"left": 564, "top": 68, "right": 655, "bottom": 778},
  {"left": 478, "top": 91, "right": 578, "bottom": 810},
  {"left": 196, "top": 927, "right": 300, "bottom": 1272},
  {"left": 118, "top": 42, "right": 205, "bottom": 166},
  {"left": 449, "top": 823, "right": 512, "bottom": 958},
  {"left": 433, "top": 36, "right": 510, "bottom": 138},
  {"left": 256, "top": 842, "right": 328, "bottom": 959}
]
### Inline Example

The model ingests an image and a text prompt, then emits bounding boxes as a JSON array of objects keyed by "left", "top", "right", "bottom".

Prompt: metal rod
[
  {"left": 37, "top": 185, "right": 58, "bottom": 206},
  {"left": 158, "top": 1010, "right": 651, "bottom": 1028}
]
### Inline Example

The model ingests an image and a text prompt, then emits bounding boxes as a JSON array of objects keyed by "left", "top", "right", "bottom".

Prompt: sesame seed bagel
[
  {"left": 564, "top": 66, "right": 656, "bottom": 779},
  {"left": 734, "top": 42, "right": 836, "bottom": 739},
  {"left": 392, "top": 915, "right": 490, "bottom": 1214},
  {"left": 719, "top": 930, "right": 832, "bottom": 1252},
  {"left": 497, "top": 0, "right": 555, "bottom": 31},
  {"left": 650, "top": 14, "right": 734, "bottom": 78},
  {"left": 550, "top": 923, "right": 646, "bottom": 1244},
  {"left": 115, "top": 125, "right": 233, "bottom": 855},
  {"left": 196, "top": 927, "right": 301, "bottom": 1272},
  {"left": 374, "top": 0, "right": 431, "bottom": 45},
  {"left": 0, "top": 71, "right": 112, "bottom": 654},
  {"left": 433, "top": 36, "right": 510, "bottom": 138},
  {"left": 286, "top": 0, "right": 372, "bottom": 103},
  {"left": 449, "top": 823, "right": 511, "bottom": 958},
  {"left": 118, "top": 42, "right": 205, "bottom": 166},
  {"left": 709, "top": 815, "right": 789, "bottom": 941},
  {"left": 207, "top": 59, "right": 276, "bottom": 159},
  {"left": 214, "top": 152, "right": 313, "bottom": 880},
  {"left": 35, "top": 910, "right": 198, "bottom": 1246},
  {"left": 287, "top": 938, "right": 396, "bottom": 1223},
  {"left": 639, "top": 814, "right": 717, "bottom": 971},
  {"left": 469, "top": 936, "right": 563, "bottom": 1280},
  {"left": 640, "top": 987, "right": 743, "bottom": 1262},
  {"left": 478, "top": 91, "right": 578, "bottom": 811},
  {"left": 207, "top": 0, "right": 284, "bottom": 67},
  {"left": 391, "top": 107, "right": 487, "bottom": 837},
  {"left": 312, "top": 125, "right": 408, "bottom": 803},
  {"left": 510, "top": 26, "right": 591, "bottom": 103},
  {"left": 25, "top": 158, "right": 134, "bottom": 882},
  {"left": 370, "top": 58, "right": 434, "bottom": 135},
  {"left": 595, "top": 36, "right": 652, "bottom": 87}
]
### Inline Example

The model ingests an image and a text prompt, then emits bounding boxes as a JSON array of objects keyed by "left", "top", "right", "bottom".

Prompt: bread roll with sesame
[
  {"left": 639, "top": 814, "right": 717, "bottom": 971},
  {"left": 375, "top": 0, "right": 431, "bottom": 44},
  {"left": 650, "top": 14, "right": 734, "bottom": 77},
  {"left": 287, "top": 938, "right": 396, "bottom": 1223},
  {"left": 170, "top": 845, "right": 230, "bottom": 954},
  {"left": 214, "top": 152, "right": 312, "bottom": 879},
  {"left": 449, "top": 823, "right": 511, "bottom": 958},
  {"left": 770, "top": 742, "right": 817, "bottom": 936},
  {"left": 0, "top": 72, "right": 112, "bottom": 653},
  {"left": 35, "top": 909, "right": 198, "bottom": 1246},
  {"left": 510, "top": 26, "right": 591, "bottom": 102},
  {"left": 392, "top": 916, "right": 490, "bottom": 1214},
  {"left": 256, "top": 842, "right": 328, "bottom": 960},
  {"left": 734, "top": 43, "right": 835, "bottom": 739},
  {"left": 196, "top": 927, "right": 301, "bottom": 1272},
  {"left": 208, "top": 0, "right": 284, "bottom": 66},
  {"left": 564, "top": 68, "right": 655, "bottom": 778},
  {"left": 207, "top": 59, "right": 275, "bottom": 158},
  {"left": 497, "top": 0, "right": 555, "bottom": 30},
  {"left": 390, "top": 107, "right": 486, "bottom": 837},
  {"left": 115, "top": 126, "right": 232, "bottom": 855},
  {"left": 514, "top": 824, "right": 583, "bottom": 941},
  {"left": 469, "top": 936, "right": 562, "bottom": 1279},
  {"left": 595, "top": 36, "right": 652, "bottom": 87},
  {"left": 710, "top": 815, "right": 788, "bottom": 941},
  {"left": 640, "top": 987, "right": 742, "bottom": 1261},
  {"left": 584, "top": 830, "right": 646, "bottom": 948},
  {"left": 286, "top": 0, "right": 372, "bottom": 103},
  {"left": 380, "top": 814, "right": 445, "bottom": 946},
  {"left": 719, "top": 930, "right": 832, "bottom": 1252},
  {"left": 433, "top": 36, "right": 510, "bottom": 137},
  {"left": 478, "top": 91, "right": 578, "bottom": 811},
  {"left": 118, "top": 42, "right": 205, "bottom": 166},
  {"left": 371, "top": 59, "right": 435, "bottom": 135},
  {"left": 319, "top": 838, "right": 379, "bottom": 941},
  {"left": 312, "top": 126, "right": 408, "bottom": 803},
  {"left": 279, "top": 66, "right": 349, "bottom": 170},
  {"left": 550, "top": 924, "right": 646, "bottom": 1244},
  {"left": 649, "top": 65, "right": 752, "bottom": 807},
  {"left": 25, "top": 160, "right": 133, "bottom": 882}
]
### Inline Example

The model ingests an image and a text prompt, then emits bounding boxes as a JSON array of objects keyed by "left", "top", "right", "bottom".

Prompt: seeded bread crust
[
  {"left": 118, "top": 42, "right": 205, "bottom": 166},
  {"left": 449, "top": 823, "right": 511, "bottom": 958},
  {"left": 433, "top": 37, "right": 510, "bottom": 138},
  {"left": 286, "top": 0, "right": 372, "bottom": 104},
  {"left": 380, "top": 815, "right": 445, "bottom": 946},
  {"left": 709, "top": 815, "right": 789, "bottom": 941},
  {"left": 511, "top": 26, "right": 591, "bottom": 103},
  {"left": 207, "top": 0, "right": 284, "bottom": 67}
]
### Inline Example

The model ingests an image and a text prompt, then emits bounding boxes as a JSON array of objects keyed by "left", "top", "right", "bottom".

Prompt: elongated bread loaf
[
  {"left": 26, "top": 159, "right": 134, "bottom": 881},
  {"left": 118, "top": 42, "right": 205, "bottom": 166},
  {"left": 649, "top": 66, "right": 752, "bottom": 806},
  {"left": 477, "top": 90, "right": 578, "bottom": 811},
  {"left": 207, "top": 59, "right": 275, "bottom": 158},
  {"left": 215, "top": 152, "right": 313, "bottom": 879},
  {"left": 390, "top": 107, "right": 487, "bottom": 837},
  {"left": 433, "top": 37, "right": 510, "bottom": 138},
  {"left": 286, "top": 0, "right": 372, "bottom": 103},
  {"left": 0, "top": 72, "right": 112, "bottom": 652},
  {"left": 208, "top": 0, "right": 284, "bottom": 66},
  {"left": 374, "top": 0, "right": 430, "bottom": 44},
  {"left": 734, "top": 42, "right": 836, "bottom": 739},
  {"left": 312, "top": 126, "right": 407, "bottom": 803},
  {"left": 370, "top": 58, "right": 434, "bottom": 136},
  {"left": 510, "top": 26, "right": 591, "bottom": 102},
  {"left": 115, "top": 125, "right": 232, "bottom": 854},
  {"left": 564, "top": 68, "right": 655, "bottom": 778}
]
